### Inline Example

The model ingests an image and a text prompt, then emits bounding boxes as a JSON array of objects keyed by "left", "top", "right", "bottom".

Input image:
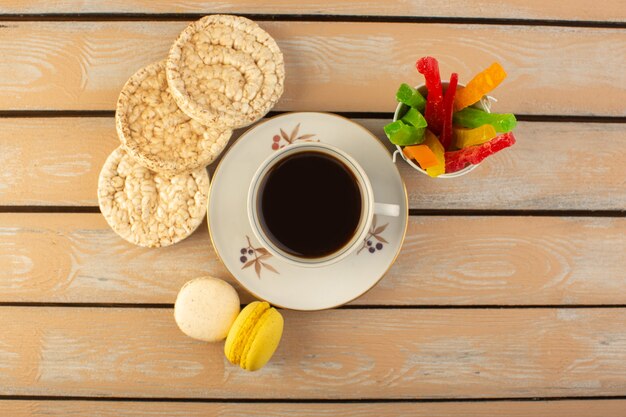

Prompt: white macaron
[{"left": 174, "top": 277, "right": 240, "bottom": 342}]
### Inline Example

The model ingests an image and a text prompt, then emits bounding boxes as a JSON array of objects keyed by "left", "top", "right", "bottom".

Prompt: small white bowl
[{"left": 393, "top": 82, "right": 493, "bottom": 178}]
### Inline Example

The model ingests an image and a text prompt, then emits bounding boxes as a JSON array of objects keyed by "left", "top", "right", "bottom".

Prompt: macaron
[
  {"left": 174, "top": 277, "right": 240, "bottom": 342},
  {"left": 224, "top": 301, "right": 284, "bottom": 371}
]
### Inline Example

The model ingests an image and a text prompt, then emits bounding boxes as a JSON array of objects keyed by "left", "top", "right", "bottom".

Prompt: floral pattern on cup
[
  {"left": 271, "top": 123, "right": 317, "bottom": 150},
  {"left": 240, "top": 236, "right": 279, "bottom": 278},
  {"left": 357, "top": 216, "right": 389, "bottom": 255}
]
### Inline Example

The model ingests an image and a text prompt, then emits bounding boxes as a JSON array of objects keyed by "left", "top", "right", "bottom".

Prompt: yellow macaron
[{"left": 224, "top": 301, "right": 284, "bottom": 371}]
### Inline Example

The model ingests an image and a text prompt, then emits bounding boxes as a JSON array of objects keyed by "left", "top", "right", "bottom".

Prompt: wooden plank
[
  {"left": 389, "top": 122, "right": 626, "bottom": 211},
  {"left": 1, "top": 213, "right": 624, "bottom": 305},
  {"left": 0, "top": 118, "right": 115, "bottom": 206},
  {"left": 3, "top": 400, "right": 626, "bottom": 417},
  {"left": 0, "top": 22, "right": 624, "bottom": 115},
  {"left": 2, "top": 307, "right": 626, "bottom": 398},
  {"left": 2, "top": 0, "right": 625, "bottom": 22},
  {"left": 1, "top": 118, "right": 624, "bottom": 210}
]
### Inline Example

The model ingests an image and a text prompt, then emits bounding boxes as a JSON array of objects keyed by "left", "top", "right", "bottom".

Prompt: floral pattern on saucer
[
  {"left": 271, "top": 123, "right": 317, "bottom": 150},
  {"left": 239, "top": 236, "right": 279, "bottom": 278},
  {"left": 357, "top": 216, "right": 389, "bottom": 255}
]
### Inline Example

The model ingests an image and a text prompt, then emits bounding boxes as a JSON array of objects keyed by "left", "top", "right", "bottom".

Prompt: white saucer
[{"left": 208, "top": 112, "right": 408, "bottom": 310}]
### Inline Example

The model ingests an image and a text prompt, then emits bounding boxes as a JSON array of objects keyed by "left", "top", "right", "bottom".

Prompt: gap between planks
[
  {"left": 5, "top": 303, "right": 626, "bottom": 309},
  {"left": 0, "top": 110, "right": 625, "bottom": 124},
  {"left": 0, "top": 13, "right": 624, "bottom": 29},
  {"left": 4, "top": 394, "right": 626, "bottom": 402},
  {"left": 2, "top": 0, "right": 625, "bottom": 23},
  {"left": 3, "top": 398, "right": 626, "bottom": 417},
  {"left": 0, "top": 206, "right": 625, "bottom": 218}
]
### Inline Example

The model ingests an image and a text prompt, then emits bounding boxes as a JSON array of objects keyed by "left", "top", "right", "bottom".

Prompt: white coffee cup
[{"left": 248, "top": 142, "right": 399, "bottom": 268}]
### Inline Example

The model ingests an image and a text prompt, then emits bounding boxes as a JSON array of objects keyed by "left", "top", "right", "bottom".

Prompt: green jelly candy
[
  {"left": 384, "top": 120, "right": 404, "bottom": 136},
  {"left": 396, "top": 83, "right": 426, "bottom": 112},
  {"left": 401, "top": 107, "right": 428, "bottom": 128},
  {"left": 384, "top": 120, "right": 425, "bottom": 146},
  {"left": 453, "top": 107, "right": 517, "bottom": 133}
]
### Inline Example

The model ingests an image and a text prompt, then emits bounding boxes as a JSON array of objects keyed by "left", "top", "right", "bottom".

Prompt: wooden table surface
[{"left": 1, "top": 2, "right": 625, "bottom": 416}]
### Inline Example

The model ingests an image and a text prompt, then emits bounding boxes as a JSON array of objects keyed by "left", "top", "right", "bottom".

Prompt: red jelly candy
[
  {"left": 440, "top": 72, "right": 458, "bottom": 151},
  {"left": 445, "top": 132, "right": 516, "bottom": 173},
  {"left": 416, "top": 56, "right": 444, "bottom": 136}
]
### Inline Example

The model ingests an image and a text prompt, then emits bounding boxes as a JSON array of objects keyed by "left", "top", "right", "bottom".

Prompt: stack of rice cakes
[{"left": 98, "top": 15, "right": 285, "bottom": 248}]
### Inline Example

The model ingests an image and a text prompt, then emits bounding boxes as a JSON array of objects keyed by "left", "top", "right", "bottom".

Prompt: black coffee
[{"left": 258, "top": 151, "right": 362, "bottom": 259}]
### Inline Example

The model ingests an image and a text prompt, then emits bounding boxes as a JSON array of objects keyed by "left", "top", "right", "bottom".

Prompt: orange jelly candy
[
  {"left": 455, "top": 62, "right": 507, "bottom": 110},
  {"left": 403, "top": 144, "right": 439, "bottom": 169}
]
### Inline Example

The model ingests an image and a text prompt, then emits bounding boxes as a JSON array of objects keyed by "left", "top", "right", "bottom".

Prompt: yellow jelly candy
[
  {"left": 422, "top": 130, "right": 445, "bottom": 177},
  {"left": 453, "top": 124, "right": 497, "bottom": 149}
]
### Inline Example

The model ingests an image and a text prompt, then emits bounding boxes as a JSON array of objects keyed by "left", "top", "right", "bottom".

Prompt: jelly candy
[
  {"left": 403, "top": 144, "right": 438, "bottom": 169},
  {"left": 445, "top": 132, "right": 516, "bottom": 173},
  {"left": 401, "top": 107, "right": 428, "bottom": 129},
  {"left": 453, "top": 124, "right": 497, "bottom": 149},
  {"left": 440, "top": 72, "right": 458, "bottom": 150},
  {"left": 387, "top": 58, "right": 515, "bottom": 177},
  {"left": 455, "top": 62, "right": 507, "bottom": 110},
  {"left": 416, "top": 56, "right": 444, "bottom": 136},
  {"left": 453, "top": 107, "right": 517, "bottom": 133},
  {"left": 396, "top": 83, "right": 426, "bottom": 112},
  {"left": 383, "top": 120, "right": 425, "bottom": 146},
  {"left": 423, "top": 130, "right": 445, "bottom": 177},
  {"left": 445, "top": 131, "right": 515, "bottom": 173}
]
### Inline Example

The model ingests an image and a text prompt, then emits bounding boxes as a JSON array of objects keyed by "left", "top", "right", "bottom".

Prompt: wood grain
[
  {"left": 2, "top": 307, "right": 626, "bottom": 398},
  {"left": 2, "top": 118, "right": 625, "bottom": 210},
  {"left": 0, "top": 118, "right": 115, "bottom": 206},
  {"left": 0, "top": 22, "right": 624, "bottom": 115},
  {"left": 1, "top": 213, "right": 624, "bottom": 305},
  {"left": 386, "top": 122, "right": 626, "bottom": 211},
  {"left": 2, "top": 0, "right": 625, "bottom": 21},
  {"left": 3, "top": 400, "right": 626, "bottom": 417}
]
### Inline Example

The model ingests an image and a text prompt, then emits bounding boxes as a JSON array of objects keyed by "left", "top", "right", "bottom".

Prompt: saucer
[{"left": 207, "top": 112, "right": 408, "bottom": 310}]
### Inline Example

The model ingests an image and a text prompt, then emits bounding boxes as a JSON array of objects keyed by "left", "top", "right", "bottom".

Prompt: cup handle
[{"left": 374, "top": 202, "right": 400, "bottom": 217}]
